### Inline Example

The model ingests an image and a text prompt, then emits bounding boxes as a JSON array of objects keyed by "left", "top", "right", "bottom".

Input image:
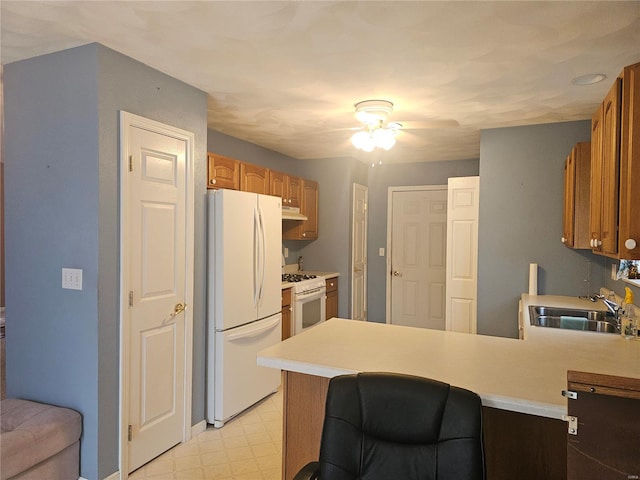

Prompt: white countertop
[{"left": 258, "top": 300, "right": 640, "bottom": 420}]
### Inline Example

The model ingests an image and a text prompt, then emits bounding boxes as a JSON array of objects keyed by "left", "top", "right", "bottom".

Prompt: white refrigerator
[{"left": 207, "top": 189, "right": 282, "bottom": 427}]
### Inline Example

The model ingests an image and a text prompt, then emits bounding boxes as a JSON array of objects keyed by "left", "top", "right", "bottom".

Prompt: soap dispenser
[{"left": 621, "top": 287, "right": 637, "bottom": 339}]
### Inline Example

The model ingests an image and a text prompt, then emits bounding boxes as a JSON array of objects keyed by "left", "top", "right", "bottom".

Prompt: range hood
[{"left": 282, "top": 206, "right": 308, "bottom": 221}]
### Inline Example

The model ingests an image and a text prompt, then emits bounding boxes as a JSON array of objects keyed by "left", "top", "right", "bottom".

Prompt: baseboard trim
[{"left": 191, "top": 419, "right": 207, "bottom": 438}]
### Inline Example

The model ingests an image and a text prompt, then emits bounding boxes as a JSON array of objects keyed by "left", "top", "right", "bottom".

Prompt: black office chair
[{"left": 293, "top": 372, "right": 485, "bottom": 480}]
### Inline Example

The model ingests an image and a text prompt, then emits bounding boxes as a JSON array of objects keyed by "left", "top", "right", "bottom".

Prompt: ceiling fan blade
[{"left": 399, "top": 118, "right": 460, "bottom": 129}]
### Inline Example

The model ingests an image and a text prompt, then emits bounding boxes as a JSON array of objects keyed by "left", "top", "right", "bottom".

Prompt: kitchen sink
[{"left": 528, "top": 306, "right": 618, "bottom": 334}]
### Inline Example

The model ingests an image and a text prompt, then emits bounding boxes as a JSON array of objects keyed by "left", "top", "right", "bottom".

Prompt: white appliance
[
  {"left": 207, "top": 189, "right": 282, "bottom": 428},
  {"left": 283, "top": 274, "right": 327, "bottom": 334}
]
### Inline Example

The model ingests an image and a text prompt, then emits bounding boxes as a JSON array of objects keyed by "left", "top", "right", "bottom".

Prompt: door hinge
[
  {"left": 562, "top": 415, "right": 578, "bottom": 435},
  {"left": 128, "top": 155, "right": 133, "bottom": 172},
  {"left": 128, "top": 424, "right": 133, "bottom": 441},
  {"left": 562, "top": 389, "right": 578, "bottom": 400},
  {"left": 128, "top": 290, "right": 134, "bottom": 307}
]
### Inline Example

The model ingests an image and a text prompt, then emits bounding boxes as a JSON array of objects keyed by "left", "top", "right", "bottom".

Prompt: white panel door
[
  {"left": 125, "top": 121, "right": 189, "bottom": 472},
  {"left": 351, "top": 183, "right": 368, "bottom": 321},
  {"left": 390, "top": 189, "right": 447, "bottom": 329},
  {"left": 446, "top": 176, "right": 480, "bottom": 334}
]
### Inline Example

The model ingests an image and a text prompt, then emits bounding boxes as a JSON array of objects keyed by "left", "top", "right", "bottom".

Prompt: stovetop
[
  {"left": 282, "top": 273, "right": 318, "bottom": 283},
  {"left": 282, "top": 273, "right": 325, "bottom": 293}
]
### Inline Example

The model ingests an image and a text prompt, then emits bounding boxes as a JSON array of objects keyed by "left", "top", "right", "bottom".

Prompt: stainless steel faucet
[{"left": 590, "top": 293, "right": 622, "bottom": 323}]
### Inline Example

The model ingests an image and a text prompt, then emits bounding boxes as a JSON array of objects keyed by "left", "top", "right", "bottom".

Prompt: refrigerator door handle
[
  {"left": 226, "top": 316, "right": 280, "bottom": 341},
  {"left": 257, "top": 207, "right": 266, "bottom": 305},
  {"left": 253, "top": 207, "right": 260, "bottom": 307}
]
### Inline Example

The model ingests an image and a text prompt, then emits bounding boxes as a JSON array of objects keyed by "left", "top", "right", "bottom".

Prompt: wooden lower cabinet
[
  {"left": 566, "top": 371, "right": 640, "bottom": 479},
  {"left": 281, "top": 371, "right": 566, "bottom": 480},
  {"left": 282, "top": 288, "right": 292, "bottom": 341},
  {"left": 325, "top": 278, "right": 338, "bottom": 319}
]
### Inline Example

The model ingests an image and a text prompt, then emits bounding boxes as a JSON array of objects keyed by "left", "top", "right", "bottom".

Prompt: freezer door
[{"left": 210, "top": 313, "right": 282, "bottom": 427}]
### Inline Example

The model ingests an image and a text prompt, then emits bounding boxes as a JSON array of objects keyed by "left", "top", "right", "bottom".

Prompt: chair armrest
[{"left": 292, "top": 461, "right": 320, "bottom": 480}]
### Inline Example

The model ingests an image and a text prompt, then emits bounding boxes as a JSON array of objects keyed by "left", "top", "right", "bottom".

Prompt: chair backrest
[{"left": 318, "top": 372, "right": 485, "bottom": 480}]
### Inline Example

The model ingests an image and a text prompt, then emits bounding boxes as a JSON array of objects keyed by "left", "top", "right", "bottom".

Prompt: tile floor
[{"left": 129, "top": 389, "right": 283, "bottom": 480}]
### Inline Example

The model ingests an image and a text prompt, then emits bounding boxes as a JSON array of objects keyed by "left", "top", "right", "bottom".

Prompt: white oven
[{"left": 286, "top": 275, "right": 326, "bottom": 335}]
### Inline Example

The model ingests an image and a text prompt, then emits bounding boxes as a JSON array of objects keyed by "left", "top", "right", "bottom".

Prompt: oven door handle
[{"left": 295, "top": 287, "right": 326, "bottom": 299}]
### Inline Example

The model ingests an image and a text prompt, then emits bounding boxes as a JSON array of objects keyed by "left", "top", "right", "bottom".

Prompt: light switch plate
[
  {"left": 62, "top": 268, "right": 83, "bottom": 290},
  {"left": 379, "top": 247, "right": 385, "bottom": 256}
]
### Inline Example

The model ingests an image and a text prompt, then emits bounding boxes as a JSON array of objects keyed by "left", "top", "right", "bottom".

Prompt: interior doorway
[
  {"left": 119, "top": 112, "right": 195, "bottom": 476},
  {"left": 351, "top": 183, "right": 368, "bottom": 321},
  {"left": 386, "top": 186, "right": 448, "bottom": 329}
]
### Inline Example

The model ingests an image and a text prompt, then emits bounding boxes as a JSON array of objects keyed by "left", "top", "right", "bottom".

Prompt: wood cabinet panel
[
  {"left": 325, "top": 278, "right": 338, "bottom": 320},
  {"left": 240, "top": 163, "right": 269, "bottom": 194},
  {"left": 600, "top": 78, "right": 622, "bottom": 256},
  {"left": 282, "top": 288, "right": 292, "bottom": 341},
  {"left": 566, "top": 371, "right": 640, "bottom": 480},
  {"left": 287, "top": 175, "right": 302, "bottom": 209},
  {"left": 618, "top": 62, "right": 640, "bottom": 259},
  {"left": 283, "top": 178, "right": 318, "bottom": 240},
  {"left": 590, "top": 106, "right": 604, "bottom": 251},
  {"left": 562, "top": 142, "right": 591, "bottom": 249},
  {"left": 269, "top": 171, "right": 302, "bottom": 208},
  {"left": 207, "top": 153, "right": 239, "bottom": 190},
  {"left": 282, "top": 372, "right": 329, "bottom": 480}
]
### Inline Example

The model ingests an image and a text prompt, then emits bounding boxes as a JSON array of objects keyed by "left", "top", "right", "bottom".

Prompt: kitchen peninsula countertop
[{"left": 258, "top": 315, "right": 640, "bottom": 419}]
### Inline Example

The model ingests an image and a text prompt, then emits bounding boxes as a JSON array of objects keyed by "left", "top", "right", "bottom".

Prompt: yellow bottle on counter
[{"left": 620, "top": 287, "right": 637, "bottom": 339}]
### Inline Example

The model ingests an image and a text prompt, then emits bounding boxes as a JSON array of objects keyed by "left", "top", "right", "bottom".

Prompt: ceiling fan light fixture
[
  {"left": 354, "top": 99, "right": 394, "bottom": 125},
  {"left": 351, "top": 130, "right": 376, "bottom": 152},
  {"left": 373, "top": 127, "right": 397, "bottom": 150}
]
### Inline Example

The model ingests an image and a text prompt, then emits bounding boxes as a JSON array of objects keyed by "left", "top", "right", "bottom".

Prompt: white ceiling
[{"left": 2, "top": 1, "right": 640, "bottom": 164}]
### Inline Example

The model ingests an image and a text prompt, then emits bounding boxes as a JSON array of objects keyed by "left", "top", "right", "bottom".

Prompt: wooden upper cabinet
[
  {"left": 600, "top": 78, "right": 622, "bottom": 257},
  {"left": 589, "top": 106, "right": 604, "bottom": 252},
  {"left": 207, "top": 153, "right": 239, "bottom": 190},
  {"left": 589, "top": 77, "right": 621, "bottom": 257},
  {"left": 562, "top": 142, "right": 591, "bottom": 249},
  {"left": 588, "top": 61, "right": 640, "bottom": 260},
  {"left": 269, "top": 170, "right": 302, "bottom": 208},
  {"left": 240, "top": 163, "right": 269, "bottom": 194},
  {"left": 287, "top": 175, "right": 302, "bottom": 209},
  {"left": 283, "top": 178, "right": 319, "bottom": 240},
  {"left": 269, "top": 170, "right": 286, "bottom": 201},
  {"left": 618, "top": 62, "right": 640, "bottom": 260}
]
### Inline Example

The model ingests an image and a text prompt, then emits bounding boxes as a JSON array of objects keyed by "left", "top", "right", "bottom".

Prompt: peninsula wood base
[{"left": 281, "top": 370, "right": 566, "bottom": 480}]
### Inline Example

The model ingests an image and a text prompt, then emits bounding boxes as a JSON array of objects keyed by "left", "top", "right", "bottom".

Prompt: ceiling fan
[
  {"left": 350, "top": 100, "right": 401, "bottom": 152},
  {"left": 348, "top": 99, "right": 459, "bottom": 153}
]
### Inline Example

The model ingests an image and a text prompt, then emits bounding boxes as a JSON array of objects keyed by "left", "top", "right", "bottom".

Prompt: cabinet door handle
[{"left": 625, "top": 238, "right": 637, "bottom": 250}]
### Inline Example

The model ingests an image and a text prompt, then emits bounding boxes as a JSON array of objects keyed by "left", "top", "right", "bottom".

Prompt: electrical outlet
[
  {"left": 611, "top": 263, "right": 617, "bottom": 280},
  {"left": 62, "top": 268, "right": 83, "bottom": 290},
  {"left": 284, "top": 247, "right": 289, "bottom": 258}
]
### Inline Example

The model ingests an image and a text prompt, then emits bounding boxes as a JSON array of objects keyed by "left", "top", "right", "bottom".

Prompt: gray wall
[
  {"left": 366, "top": 159, "right": 480, "bottom": 323},
  {"left": 478, "top": 121, "right": 606, "bottom": 338},
  {"left": 4, "top": 44, "right": 207, "bottom": 480}
]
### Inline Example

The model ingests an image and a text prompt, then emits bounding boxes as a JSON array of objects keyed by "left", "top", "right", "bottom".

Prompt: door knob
[
  {"left": 171, "top": 303, "right": 187, "bottom": 317},
  {"left": 392, "top": 270, "right": 402, "bottom": 277}
]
